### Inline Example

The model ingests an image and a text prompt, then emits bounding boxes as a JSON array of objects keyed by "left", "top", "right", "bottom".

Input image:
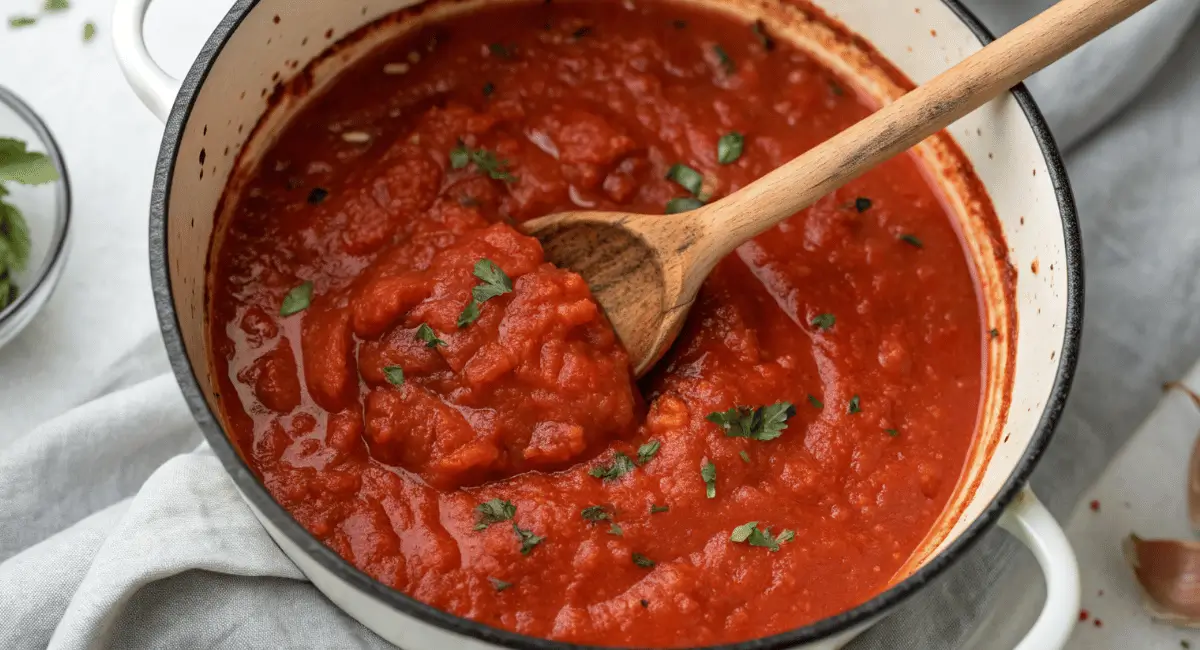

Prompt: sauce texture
[{"left": 210, "top": 2, "right": 989, "bottom": 645}]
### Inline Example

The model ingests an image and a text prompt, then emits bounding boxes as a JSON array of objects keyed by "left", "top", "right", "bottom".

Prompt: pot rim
[{"left": 148, "top": 1, "right": 1084, "bottom": 648}]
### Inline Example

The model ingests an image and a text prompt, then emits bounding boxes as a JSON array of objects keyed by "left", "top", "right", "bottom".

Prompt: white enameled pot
[{"left": 114, "top": 0, "right": 1084, "bottom": 647}]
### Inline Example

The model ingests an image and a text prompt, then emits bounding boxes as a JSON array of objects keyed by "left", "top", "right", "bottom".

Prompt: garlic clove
[{"left": 1125, "top": 534, "right": 1200, "bottom": 626}]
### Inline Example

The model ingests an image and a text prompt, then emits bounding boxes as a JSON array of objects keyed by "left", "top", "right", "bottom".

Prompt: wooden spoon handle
[{"left": 698, "top": 0, "right": 1156, "bottom": 258}]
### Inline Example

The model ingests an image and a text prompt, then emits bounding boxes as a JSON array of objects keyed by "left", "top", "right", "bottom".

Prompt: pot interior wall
[{"left": 163, "top": 0, "right": 1071, "bottom": 611}]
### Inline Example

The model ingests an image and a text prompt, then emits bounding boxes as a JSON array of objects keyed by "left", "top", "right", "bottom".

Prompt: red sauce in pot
[{"left": 209, "top": 2, "right": 994, "bottom": 645}]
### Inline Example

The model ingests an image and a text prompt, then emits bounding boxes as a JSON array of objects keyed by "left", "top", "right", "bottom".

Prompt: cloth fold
[{"left": 2, "top": 0, "right": 1199, "bottom": 648}]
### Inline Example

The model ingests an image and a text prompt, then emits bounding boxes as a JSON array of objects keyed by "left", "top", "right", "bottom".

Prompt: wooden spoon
[{"left": 524, "top": 0, "right": 1155, "bottom": 377}]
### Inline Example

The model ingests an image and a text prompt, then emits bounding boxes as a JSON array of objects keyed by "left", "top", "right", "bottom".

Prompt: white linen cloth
[{"left": 2, "top": 1, "right": 1200, "bottom": 648}]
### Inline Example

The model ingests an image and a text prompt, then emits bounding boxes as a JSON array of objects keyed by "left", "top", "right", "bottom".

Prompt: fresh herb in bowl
[{"left": 0, "top": 138, "right": 59, "bottom": 309}]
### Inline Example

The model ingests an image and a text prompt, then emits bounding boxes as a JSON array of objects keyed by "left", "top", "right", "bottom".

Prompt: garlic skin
[{"left": 1125, "top": 534, "right": 1200, "bottom": 626}]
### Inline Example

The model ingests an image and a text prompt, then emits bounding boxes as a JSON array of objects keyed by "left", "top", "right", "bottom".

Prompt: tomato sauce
[{"left": 209, "top": 1, "right": 990, "bottom": 645}]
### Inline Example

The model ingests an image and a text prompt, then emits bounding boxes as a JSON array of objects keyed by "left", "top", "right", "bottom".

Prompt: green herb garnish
[
  {"left": 884, "top": 428, "right": 899, "bottom": 437},
  {"left": 989, "top": 328, "right": 1000, "bottom": 339},
  {"left": 449, "top": 142, "right": 516, "bottom": 183},
  {"left": 581, "top": 505, "right": 612, "bottom": 522},
  {"left": 706, "top": 402, "right": 795, "bottom": 441},
  {"left": 608, "top": 523, "right": 623, "bottom": 536},
  {"left": 650, "top": 504, "right": 669, "bottom": 514},
  {"left": 713, "top": 44, "right": 734, "bottom": 74},
  {"left": 666, "top": 163, "right": 703, "bottom": 196},
  {"left": 590, "top": 452, "right": 636, "bottom": 481},
  {"left": 489, "top": 43, "right": 514, "bottom": 59},
  {"left": 855, "top": 197, "right": 872, "bottom": 212},
  {"left": 83, "top": 21, "right": 95, "bottom": 42},
  {"left": 701, "top": 460, "right": 717, "bottom": 499},
  {"left": 280, "top": 281, "right": 314, "bottom": 316},
  {"left": 489, "top": 577, "right": 512, "bottom": 591},
  {"left": 482, "top": 82, "right": 495, "bottom": 97},
  {"left": 811, "top": 313, "right": 835, "bottom": 331},
  {"left": 632, "top": 553, "right": 655, "bottom": 568},
  {"left": 665, "top": 197, "right": 704, "bottom": 214},
  {"left": 752, "top": 20, "right": 774, "bottom": 51},
  {"left": 899, "top": 234, "right": 924, "bottom": 248},
  {"left": 513, "top": 522, "right": 544, "bottom": 555},
  {"left": 717, "top": 132, "right": 744, "bottom": 165},
  {"left": 636, "top": 439, "right": 661, "bottom": 465},
  {"left": 739, "top": 450, "right": 750, "bottom": 463},
  {"left": 458, "top": 258, "right": 513, "bottom": 327},
  {"left": 473, "top": 499, "right": 516, "bottom": 531},
  {"left": 383, "top": 366, "right": 405, "bottom": 387},
  {"left": 807, "top": 394, "right": 823, "bottom": 409},
  {"left": 8, "top": 17, "right": 37, "bottom": 28},
  {"left": 730, "top": 522, "right": 793, "bottom": 552},
  {"left": 848, "top": 395, "right": 861, "bottom": 414},
  {"left": 416, "top": 323, "right": 446, "bottom": 348},
  {"left": 44, "top": 0, "right": 69, "bottom": 12}
]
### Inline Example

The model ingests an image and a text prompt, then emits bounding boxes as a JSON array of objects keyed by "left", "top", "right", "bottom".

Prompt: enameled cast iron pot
[{"left": 114, "top": 0, "right": 1085, "bottom": 647}]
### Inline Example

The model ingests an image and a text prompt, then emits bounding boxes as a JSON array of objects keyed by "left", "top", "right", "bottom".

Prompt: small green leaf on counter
[
  {"left": 811, "top": 313, "right": 835, "bottom": 331},
  {"left": 83, "top": 21, "right": 96, "bottom": 42},
  {"left": 706, "top": 402, "right": 795, "bottom": 442},
  {"left": 473, "top": 499, "right": 516, "bottom": 531},
  {"left": 701, "top": 460, "right": 717, "bottom": 499},
  {"left": 752, "top": 20, "right": 775, "bottom": 51},
  {"left": 713, "top": 44, "right": 734, "bottom": 74},
  {"left": 590, "top": 452, "right": 636, "bottom": 481},
  {"left": 665, "top": 163, "right": 703, "bottom": 196},
  {"left": 608, "top": 523, "right": 624, "bottom": 536},
  {"left": 280, "top": 281, "right": 313, "bottom": 316},
  {"left": 884, "top": 428, "right": 899, "bottom": 437},
  {"left": 513, "top": 522, "right": 544, "bottom": 555},
  {"left": 44, "top": 0, "right": 69, "bottom": 12},
  {"left": 665, "top": 197, "right": 704, "bottom": 214},
  {"left": 848, "top": 395, "right": 861, "bottom": 414},
  {"left": 739, "top": 450, "right": 750, "bottom": 463},
  {"left": 581, "top": 505, "right": 612, "bottom": 523},
  {"left": 488, "top": 577, "right": 512, "bottom": 592},
  {"left": 632, "top": 553, "right": 655, "bottom": 568},
  {"left": 807, "top": 394, "right": 823, "bottom": 409},
  {"left": 717, "top": 132, "right": 744, "bottom": 165},
  {"left": 899, "top": 234, "right": 924, "bottom": 249},
  {"left": 650, "top": 504, "right": 669, "bottom": 514},
  {"left": 416, "top": 323, "right": 447, "bottom": 348},
  {"left": 636, "top": 439, "right": 661, "bottom": 465},
  {"left": 8, "top": 16, "right": 37, "bottom": 28},
  {"left": 383, "top": 366, "right": 405, "bottom": 387},
  {"left": 855, "top": 197, "right": 872, "bottom": 213}
]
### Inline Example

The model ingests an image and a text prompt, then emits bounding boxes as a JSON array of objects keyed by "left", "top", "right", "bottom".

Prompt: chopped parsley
[
  {"left": 581, "top": 505, "right": 612, "bottom": 522},
  {"left": 701, "top": 461, "right": 717, "bottom": 499},
  {"left": 473, "top": 499, "right": 516, "bottom": 531},
  {"left": 608, "top": 523, "right": 623, "bottom": 536},
  {"left": 811, "top": 313, "right": 835, "bottom": 330},
  {"left": 45, "top": 0, "right": 69, "bottom": 11},
  {"left": 632, "top": 553, "right": 655, "bottom": 568},
  {"left": 848, "top": 395, "right": 861, "bottom": 414},
  {"left": 884, "top": 428, "right": 899, "bottom": 437},
  {"left": 855, "top": 197, "right": 872, "bottom": 212},
  {"left": 513, "top": 522, "right": 544, "bottom": 555},
  {"left": 482, "top": 82, "right": 495, "bottom": 97},
  {"left": 739, "top": 450, "right": 750, "bottom": 463},
  {"left": 458, "top": 258, "right": 513, "bottom": 327},
  {"left": 807, "top": 394, "right": 823, "bottom": 409},
  {"left": 83, "top": 20, "right": 95, "bottom": 42},
  {"left": 416, "top": 323, "right": 446, "bottom": 348},
  {"left": 9, "top": 16, "right": 36, "bottom": 28},
  {"left": 666, "top": 197, "right": 704, "bottom": 214},
  {"left": 636, "top": 439, "right": 661, "bottom": 465},
  {"left": 717, "top": 132, "right": 744, "bottom": 165},
  {"left": 488, "top": 43, "right": 515, "bottom": 59},
  {"left": 706, "top": 402, "right": 795, "bottom": 441},
  {"left": 488, "top": 577, "right": 512, "bottom": 591},
  {"left": 383, "top": 366, "right": 405, "bottom": 387},
  {"left": 650, "top": 504, "right": 669, "bottom": 514},
  {"left": 713, "top": 44, "right": 734, "bottom": 74},
  {"left": 752, "top": 20, "right": 775, "bottom": 51},
  {"left": 307, "top": 187, "right": 329, "bottom": 204},
  {"left": 665, "top": 163, "right": 703, "bottom": 196},
  {"left": 590, "top": 452, "right": 636, "bottom": 481},
  {"left": 280, "top": 281, "right": 313, "bottom": 316},
  {"left": 899, "top": 234, "right": 924, "bottom": 249},
  {"left": 730, "top": 522, "right": 794, "bottom": 552},
  {"left": 449, "top": 141, "right": 516, "bottom": 183}
]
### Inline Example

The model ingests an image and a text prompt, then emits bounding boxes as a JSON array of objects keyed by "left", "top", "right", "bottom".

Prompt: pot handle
[
  {"left": 112, "top": 0, "right": 180, "bottom": 123},
  {"left": 998, "top": 487, "right": 1081, "bottom": 650}
]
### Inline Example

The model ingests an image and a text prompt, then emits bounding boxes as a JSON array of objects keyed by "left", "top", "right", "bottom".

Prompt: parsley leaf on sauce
[
  {"left": 488, "top": 577, "right": 512, "bottom": 592},
  {"left": 807, "top": 394, "right": 823, "bottom": 409},
  {"left": 665, "top": 163, "right": 703, "bottom": 196},
  {"left": 473, "top": 499, "right": 516, "bottom": 531},
  {"left": 590, "top": 452, "right": 636, "bottom": 481},
  {"left": 855, "top": 197, "right": 872, "bottom": 213},
  {"left": 636, "top": 439, "right": 661, "bottom": 465},
  {"left": 706, "top": 402, "right": 795, "bottom": 441},
  {"left": 449, "top": 142, "right": 516, "bottom": 183},
  {"left": 701, "top": 460, "right": 717, "bottom": 499},
  {"left": 458, "top": 258, "right": 513, "bottom": 327},
  {"left": 416, "top": 323, "right": 446, "bottom": 348},
  {"left": 632, "top": 553, "right": 656, "bottom": 568},
  {"left": 650, "top": 504, "right": 669, "bottom": 514},
  {"left": 739, "top": 450, "right": 750, "bottom": 463},
  {"left": 581, "top": 505, "right": 612, "bottom": 522},
  {"left": 665, "top": 197, "right": 704, "bottom": 214},
  {"left": 811, "top": 313, "right": 835, "bottom": 331},
  {"left": 884, "top": 428, "right": 899, "bottom": 437},
  {"left": 513, "top": 522, "right": 544, "bottom": 555},
  {"left": 383, "top": 366, "right": 405, "bottom": 387},
  {"left": 717, "top": 132, "right": 744, "bottom": 165},
  {"left": 307, "top": 187, "right": 329, "bottom": 204},
  {"left": 713, "top": 44, "right": 734, "bottom": 74},
  {"left": 482, "top": 82, "right": 495, "bottom": 97},
  {"left": 899, "top": 234, "right": 924, "bottom": 249},
  {"left": 848, "top": 395, "right": 862, "bottom": 414},
  {"left": 752, "top": 20, "right": 775, "bottom": 51},
  {"left": 608, "top": 523, "right": 624, "bottom": 536},
  {"left": 489, "top": 43, "right": 515, "bottom": 59},
  {"left": 280, "top": 281, "right": 313, "bottom": 316},
  {"left": 731, "top": 522, "right": 794, "bottom": 552}
]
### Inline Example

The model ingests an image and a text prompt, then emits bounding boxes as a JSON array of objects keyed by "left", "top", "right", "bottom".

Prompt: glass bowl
[{"left": 0, "top": 86, "right": 71, "bottom": 350}]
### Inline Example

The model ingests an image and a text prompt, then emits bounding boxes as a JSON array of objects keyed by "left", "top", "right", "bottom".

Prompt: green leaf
[
  {"left": 83, "top": 20, "right": 95, "bottom": 42},
  {"left": 8, "top": 16, "right": 37, "bottom": 28},
  {"left": 513, "top": 522, "right": 544, "bottom": 555},
  {"left": 44, "top": 0, "right": 69, "bottom": 11},
  {"left": 848, "top": 395, "right": 861, "bottom": 414},
  {"left": 589, "top": 452, "right": 636, "bottom": 481},
  {"left": 713, "top": 44, "right": 734, "bottom": 74},
  {"left": 989, "top": 328, "right": 1000, "bottom": 339},
  {"left": 449, "top": 142, "right": 470, "bottom": 169},
  {"left": 488, "top": 577, "right": 512, "bottom": 591},
  {"left": 280, "top": 281, "right": 313, "bottom": 316},
  {"left": 665, "top": 163, "right": 703, "bottom": 196},
  {"left": 608, "top": 523, "right": 623, "bottom": 536},
  {"left": 383, "top": 366, "right": 404, "bottom": 387},
  {"left": 665, "top": 197, "right": 704, "bottom": 214},
  {"left": 581, "top": 505, "right": 612, "bottom": 522},
  {"left": 701, "top": 460, "right": 716, "bottom": 499},
  {"left": 807, "top": 394, "right": 823, "bottom": 409},
  {"left": 748, "top": 526, "right": 783, "bottom": 551},
  {"left": 1, "top": 202, "right": 31, "bottom": 271},
  {"left": 473, "top": 499, "right": 515, "bottom": 531},
  {"left": 811, "top": 313, "right": 835, "bottom": 330},
  {"left": 415, "top": 323, "right": 446, "bottom": 348},
  {"left": 472, "top": 259, "right": 513, "bottom": 301},
  {"left": 489, "top": 43, "right": 514, "bottom": 59},
  {"left": 778, "top": 529, "right": 795, "bottom": 543},
  {"left": 632, "top": 553, "right": 655, "bottom": 568},
  {"left": 855, "top": 197, "right": 872, "bottom": 212},
  {"left": 0, "top": 276, "right": 12, "bottom": 311},
  {"left": 457, "top": 300, "right": 481, "bottom": 328},
  {"left": 636, "top": 439, "right": 661, "bottom": 465},
  {"left": 469, "top": 148, "right": 516, "bottom": 183},
  {"left": 482, "top": 82, "right": 495, "bottom": 97},
  {"left": 752, "top": 20, "right": 774, "bottom": 51},
  {"left": 717, "top": 133, "right": 744, "bottom": 165},
  {"left": 884, "top": 428, "right": 899, "bottom": 437},
  {"left": 739, "top": 450, "right": 750, "bottom": 463},
  {"left": 732, "top": 522, "right": 793, "bottom": 552},
  {"left": 705, "top": 402, "right": 795, "bottom": 441},
  {"left": 899, "top": 234, "right": 924, "bottom": 249},
  {"left": 730, "top": 521, "right": 758, "bottom": 543},
  {"left": 0, "top": 139, "right": 59, "bottom": 185},
  {"left": 650, "top": 504, "right": 669, "bottom": 514}
]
